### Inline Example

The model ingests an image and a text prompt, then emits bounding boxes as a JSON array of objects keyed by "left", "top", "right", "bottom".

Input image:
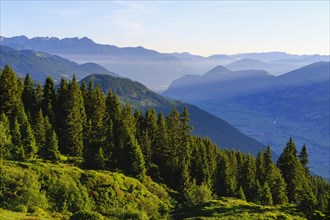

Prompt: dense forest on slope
[
  {"left": 0, "top": 45, "right": 269, "bottom": 156},
  {"left": 0, "top": 65, "right": 329, "bottom": 219}
]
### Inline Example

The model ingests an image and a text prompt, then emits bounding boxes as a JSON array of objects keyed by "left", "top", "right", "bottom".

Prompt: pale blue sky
[{"left": 1, "top": 1, "right": 329, "bottom": 56}]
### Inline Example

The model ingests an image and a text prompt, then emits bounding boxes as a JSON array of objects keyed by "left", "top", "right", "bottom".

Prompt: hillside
[
  {"left": 1, "top": 65, "right": 329, "bottom": 220},
  {"left": 164, "top": 65, "right": 274, "bottom": 100},
  {"left": 0, "top": 47, "right": 268, "bottom": 155},
  {"left": 80, "top": 73, "right": 268, "bottom": 156},
  {"left": 174, "top": 198, "right": 307, "bottom": 220},
  {"left": 0, "top": 36, "right": 189, "bottom": 90},
  {"left": 0, "top": 46, "right": 117, "bottom": 83},
  {"left": 164, "top": 62, "right": 330, "bottom": 178},
  {"left": 0, "top": 160, "right": 172, "bottom": 219}
]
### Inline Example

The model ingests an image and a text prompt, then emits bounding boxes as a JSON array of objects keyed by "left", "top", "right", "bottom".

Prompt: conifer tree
[
  {"left": 277, "top": 137, "right": 307, "bottom": 203},
  {"left": 83, "top": 85, "right": 106, "bottom": 168},
  {"left": 240, "top": 154, "right": 256, "bottom": 201},
  {"left": 55, "top": 78, "right": 69, "bottom": 152},
  {"left": 0, "top": 113, "right": 11, "bottom": 160},
  {"left": 263, "top": 145, "right": 272, "bottom": 175},
  {"left": 299, "top": 144, "right": 310, "bottom": 176},
  {"left": 216, "top": 153, "right": 236, "bottom": 197},
  {"left": 94, "top": 147, "right": 106, "bottom": 170},
  {"left": 11, "top": 118, "right": 23, "bottom": 160},
  {"left": 124, "top": 125, "right": 146, "bottom": 181},
  {"left": 236, "top": 186, "right": 246, "bottom": 201},
  {"left": 34, "top": 109, "right": 46, "bottom": 157},
  {"left": 22, "top": 73, "right": 35, "bottom": 116},
  {"left": 0, "top": 65, "right": 20, "bottom": 115},
  {"left": 259, "top": 182, "right": 273, "bottom": 206},
  {"left": 44, "top": 118, "right": 60, "bottom": 163},
  {"left": 256, "top": 150, "right": 265, "bottom": 185},
  {"left": 62, "top": 75, "right": 86, "bottom": 157},
  {"left": 34, "top": 83, "right": 43, "bottom": 114},
  {"left": 42, "top": 77, "right": 56, "bottom": 125}
]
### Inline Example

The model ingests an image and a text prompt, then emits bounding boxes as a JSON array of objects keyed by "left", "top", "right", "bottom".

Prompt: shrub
[
  {"left": 70, "top": 210, "right": 104, "bottom": 220},
  {"left": 13, "top": 204, "right": 28, "bottom": 213},
  {"left": 46, "top": 174, "right": 90, "bottom": 213}
]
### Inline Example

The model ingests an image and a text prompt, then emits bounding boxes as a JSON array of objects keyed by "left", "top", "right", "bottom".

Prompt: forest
[{"left": 0, "top": 64, "right": 329, "bottom": 219}]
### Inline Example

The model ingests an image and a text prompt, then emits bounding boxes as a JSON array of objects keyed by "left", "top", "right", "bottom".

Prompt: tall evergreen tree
[
  {"left": 259, "top": 182, "right": 273, "bottom": 206},
  {"left": 0, "top": 113, "right": 11, "bottom": 160},
  {"left": 216, "top": 153, "right": 236, "bottom": 197},
  {"left": 55, "top": 78, "right": 69, "bottom": 153},
  {"left": 240, "top": 154, "right": 256, "bottom": 202},
  {"left": 42, "top": 77, "right": 56, "bottom": 125},
  {"left": 0, "top": 65, "right": 20, "bottom": 115},
  {"left": 63, "top": 75, "right": 86, "bottom": 157},
  {"left": 277, "top": 137, "right": 308, "bottom": 203},
  {"left": 22, "top": 74, "right": 35, "bottom": 116},
  {"left": 299, "top": 144, "right": 310, "bottom": 176},
  {"left": 44, "top": 117, "right": 60, "bottom": 163},
  {"left": 256, "top": 150, "right": 265, "bottom": 185},
  {"left": 33, "top": 109, "right": 46, "bottom": 157}
]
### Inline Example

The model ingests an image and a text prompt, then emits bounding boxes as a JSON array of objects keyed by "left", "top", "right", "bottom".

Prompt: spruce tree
[
  {"left": 216, "top": 153, "right": 236, "bottom": 197},
  {"left": 20, "top": 119, "right": 37, "bottom": 160},
  {"left": 259, "top": 182, "right": 273, "bottom": 206},
  {"left": 236, "top": 186, "right": 246, "bottom": 201},
  {"left": 94, "top": 147, "right": 106, "bottom": 170},
  {"left": 44, "top": 121, "right": 60, "bottom": 163},
  {"left": 299, "top": 144, "right": 310, "bottom": 176},
  {"left": 22, "top": 73, "right": 35, "bottom": 116},
  {"left": 63, "top": 75, "right": 86, "bottom": 157},
  {"left": 240, "top": 154, "right": 256, "bottom": 202},
  {"left": 277, "top": 137, "right": 307, "bottom": 203},
  {"left": 256, "top": 150, "right": 265, "bottom": 185},
  {"left": 11, "top": 118, "right": 23, "bottom": 160},
  {"left": 0, "top": 65, "right": 20, "bottom": 115},
  {"left": 0, "top": 113, "right": 12, "bottom": 160},
  {"left": 42, "top": 77, "right": 56, "bottom": 125},
  {"left": 55, "top": 78, "right": 69, "bottom": 153},
  {"left": 83, "top": 85, "right": 106, "bottom": 169},
  {"left": 34, "top": 109, "right": 46, "bottom": 157},
  {"left": 34, "top": 83, "right": 43, "bottom": 114}
]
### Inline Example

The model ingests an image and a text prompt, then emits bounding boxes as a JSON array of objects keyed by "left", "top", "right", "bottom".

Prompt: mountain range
[
  {"left": 0, "top": 45, "right": 117, "bottom": 83},
  {"left": 1, "top": 36, "right": 329, "bottom": 90},
  {"left": 164, "top": 62, "right": 330, "bottom": 178},
  {"left": 0, "top": 45, "right": 273, "bottom": 158}
]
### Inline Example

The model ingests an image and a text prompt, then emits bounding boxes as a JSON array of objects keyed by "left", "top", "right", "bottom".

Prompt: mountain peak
[{"left": 203, "top": 65, "right": 231, "bottom": 78}]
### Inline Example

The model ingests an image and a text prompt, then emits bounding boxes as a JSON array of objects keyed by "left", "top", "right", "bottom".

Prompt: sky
[{"left": 0, "top": 1, "right": 329, "bottom": 56}]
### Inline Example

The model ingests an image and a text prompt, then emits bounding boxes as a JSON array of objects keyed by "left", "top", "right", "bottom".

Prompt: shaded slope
[
  {"left": 81, "top": 73, "right": 269, "bottom": 156},
  {"left": 164, "top": 62, "right": 330, "bottom": 177},
  {"left": 0, "top": 45, "right": 117, "bottom": 83}
]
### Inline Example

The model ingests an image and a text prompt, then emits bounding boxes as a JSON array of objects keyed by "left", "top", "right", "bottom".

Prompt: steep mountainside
[
  {"left": 0, "top": 44, "right": 269, "bottom": 155},
  {"left": 80, "top": 73, "right": 269, "bottom": 156},
  {"left": 0, "top": 46, "right": 117, "bottom": 83},
  {"left": 164, "top": 62, "right": 330, "bottom": 178}
]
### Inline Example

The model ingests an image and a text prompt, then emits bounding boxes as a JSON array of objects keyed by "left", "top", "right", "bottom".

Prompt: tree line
[{"left": 0, "top": 65, "right": 329, "bottom": 218}]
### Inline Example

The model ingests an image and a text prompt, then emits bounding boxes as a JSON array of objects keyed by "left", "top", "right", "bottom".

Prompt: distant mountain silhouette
[
  {"left": 164, "top": 62, "right": 330, "bottom": 178},
  {"left": 2, "top": 36, "right": 328, "bottom": 90},
  {"left": 0, "top": 45, "right": 117, "bottom": 83},
  {"left": 0, "top": 36, "right": 189, "bottom": 90},
  {"left": 164, "top": 65, "right": 273, "bottom": 100}
]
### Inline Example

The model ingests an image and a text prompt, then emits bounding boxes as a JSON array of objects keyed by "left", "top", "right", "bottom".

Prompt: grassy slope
[
  {"left": 174, "top": 198, "right": 306, "bottom": 220},
  {"left": 1, "top": 160, "right": 172, "bottom": 219}
]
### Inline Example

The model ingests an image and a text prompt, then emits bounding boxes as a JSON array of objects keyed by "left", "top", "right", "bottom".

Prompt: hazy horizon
[
  {"left": 1, "top": 35, "right": 329, "bottom": 57},
  {"left": 1, "top": 1, "right": 329, "bottom": 56}
]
